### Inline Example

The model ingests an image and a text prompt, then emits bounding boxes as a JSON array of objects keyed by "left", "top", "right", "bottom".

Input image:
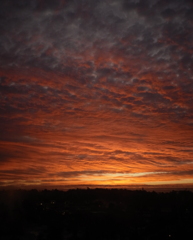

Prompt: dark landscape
[{"left": 1, "top": 188, "right": 193, "bottom": 240}]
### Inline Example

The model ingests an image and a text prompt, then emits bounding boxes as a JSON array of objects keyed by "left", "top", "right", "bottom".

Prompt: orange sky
[{"left": 0, "top": 0, "right": 193, "bottom": 189}]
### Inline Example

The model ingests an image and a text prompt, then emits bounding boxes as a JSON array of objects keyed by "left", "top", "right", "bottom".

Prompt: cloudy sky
[{"left": 0, "top": 0, "right": 193, "bottom": 189}]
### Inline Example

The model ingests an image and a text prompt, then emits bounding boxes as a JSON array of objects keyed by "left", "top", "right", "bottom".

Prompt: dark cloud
[
  {"left": 0, "top": 167, "right": 46, "bottom": 178},
  {"left": 0, "top": 0, "right": 193, "bottom": 188}
]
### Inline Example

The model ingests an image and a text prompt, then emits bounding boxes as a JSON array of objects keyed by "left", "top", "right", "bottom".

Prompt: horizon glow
[{"left": 0, "top": 0, "right": 193, "bottom": 189}]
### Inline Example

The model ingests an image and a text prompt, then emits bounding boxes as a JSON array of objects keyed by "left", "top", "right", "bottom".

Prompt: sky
[{"left": 0, "top": 0, "right": 193, "bottom": 189}]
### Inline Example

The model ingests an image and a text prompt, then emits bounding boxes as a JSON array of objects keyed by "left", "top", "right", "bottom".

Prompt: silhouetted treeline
[{"left": 0, "top": 188, "right": 193, "bottom": 239}]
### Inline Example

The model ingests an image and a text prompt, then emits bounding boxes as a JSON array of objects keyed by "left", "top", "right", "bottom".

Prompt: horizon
[{"left": 2, "top": 183, "right": 193, "bottom": 193}]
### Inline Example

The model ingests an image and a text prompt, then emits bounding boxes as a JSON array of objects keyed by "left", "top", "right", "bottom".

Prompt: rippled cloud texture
[{"left": 0, "top": 0, "right": 193, "bottom": 188}]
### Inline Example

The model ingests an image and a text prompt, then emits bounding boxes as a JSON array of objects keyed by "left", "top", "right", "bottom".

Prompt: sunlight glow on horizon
[{"left": 0, "top": 0, "right": 193, "bottom": 189}]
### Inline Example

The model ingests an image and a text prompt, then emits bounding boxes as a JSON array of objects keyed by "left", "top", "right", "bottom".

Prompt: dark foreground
[{"left": 0, "top": 188, "right": 193, "bottom": 240}]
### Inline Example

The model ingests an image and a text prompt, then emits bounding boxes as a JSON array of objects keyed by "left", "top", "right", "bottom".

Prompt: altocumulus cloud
[{"left": 0, "top": 0, "right": 193, "bottom": 188}]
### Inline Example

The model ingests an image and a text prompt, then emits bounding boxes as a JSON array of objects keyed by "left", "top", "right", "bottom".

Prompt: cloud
[
  {"left": 0, "top": 167, "right": 46, "bottom": 180},
  {"left": 0, "top": 0, "right": 193, "bottom": 187}
]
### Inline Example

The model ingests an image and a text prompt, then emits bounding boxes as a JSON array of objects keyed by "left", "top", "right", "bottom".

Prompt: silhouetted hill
[{"left": 0, "top": 188, "right": 193, "bottom": 239}]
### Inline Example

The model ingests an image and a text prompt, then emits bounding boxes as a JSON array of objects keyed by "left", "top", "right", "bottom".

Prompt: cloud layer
[{"left": 0, "top": 0, "right": 193, "bottom": 188}]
